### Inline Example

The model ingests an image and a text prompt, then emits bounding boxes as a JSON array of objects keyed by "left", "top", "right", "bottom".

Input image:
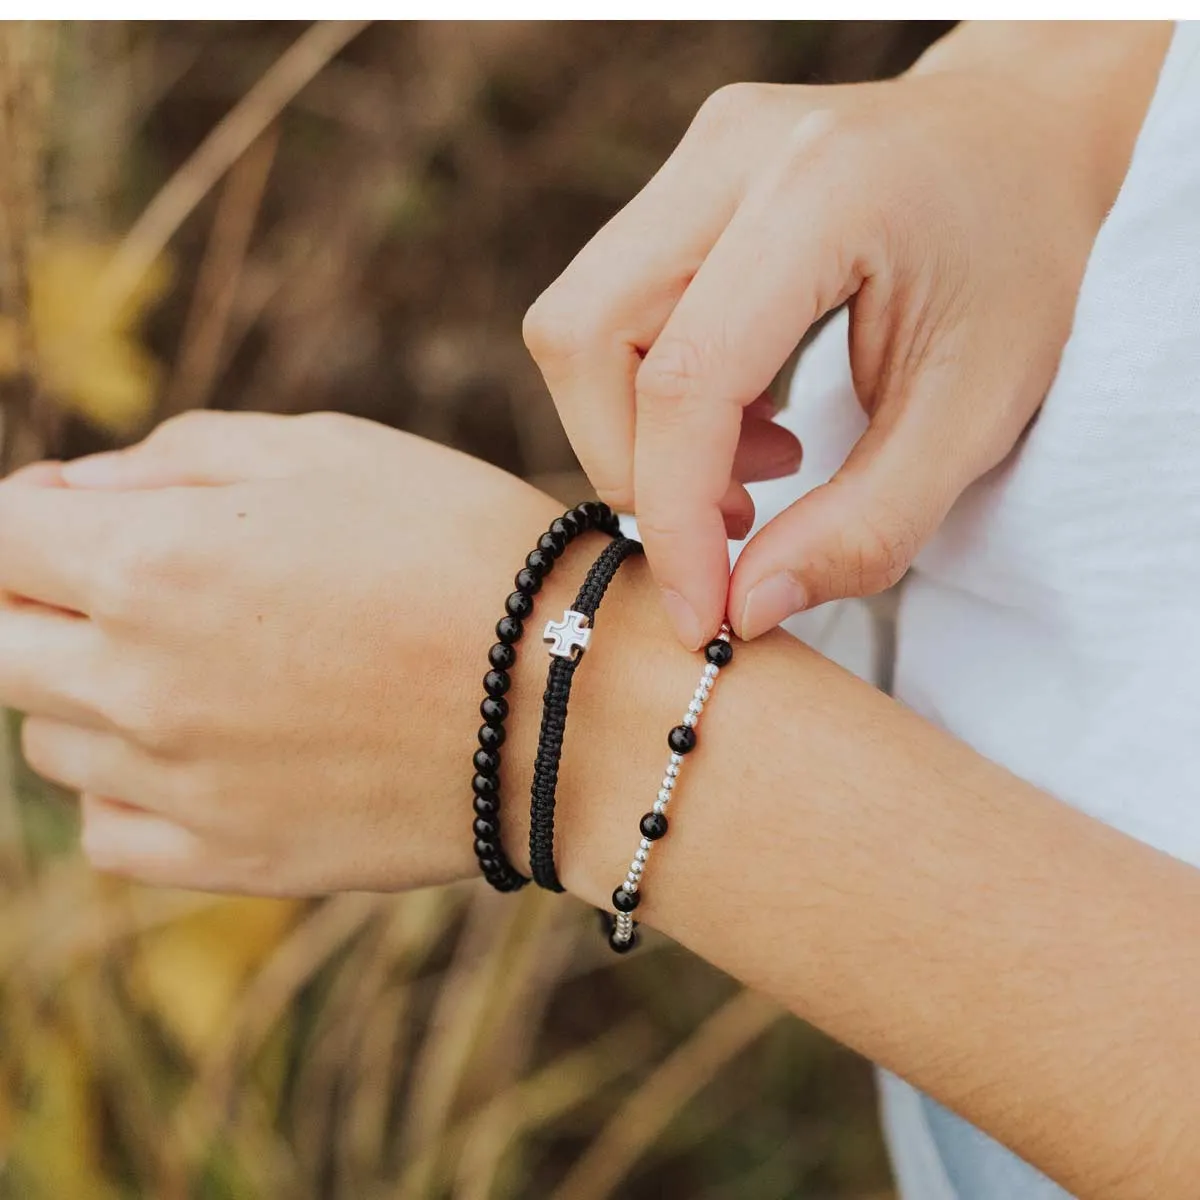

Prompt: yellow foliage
[
  {"left": 130, "top": 893, "right": 300, "bottom": 1058},
  {"left": 8, "top": 1021, "right": 116, "bottom": 1200},
  {"left": 0, "top": 233, "right": 170, "bottom": 432}
]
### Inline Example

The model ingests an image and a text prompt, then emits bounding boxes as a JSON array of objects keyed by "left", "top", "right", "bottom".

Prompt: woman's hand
[
  {"left": 0, "top": 411, "right": 561, "bottom": 894},
  {"left": 523, "top": 22, "right": 1169, "bottom": 647}
]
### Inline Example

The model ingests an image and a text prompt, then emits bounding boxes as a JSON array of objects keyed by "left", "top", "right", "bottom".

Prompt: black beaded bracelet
[
  {"left": 472, "top": 501, "right": 622, "bottom": 893},
  {"left": 529, "top": 535, "right": 644, "bottom": 892},
  {"left": 605, "top": 623, "right": 734, "bottom": 952}
]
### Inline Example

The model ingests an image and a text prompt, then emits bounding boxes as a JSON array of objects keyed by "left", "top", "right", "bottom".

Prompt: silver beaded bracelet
[{"left": 606, "top": 621, "right": 734, "bottom": 953}]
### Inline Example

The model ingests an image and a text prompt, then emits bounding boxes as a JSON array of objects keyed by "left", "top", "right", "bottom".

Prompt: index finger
[
  {"left": 0, "top": 482, "right": 130, "bottom": 613},
  {"left": 633, "top": 132, "right": 866, "bottom": 649}
]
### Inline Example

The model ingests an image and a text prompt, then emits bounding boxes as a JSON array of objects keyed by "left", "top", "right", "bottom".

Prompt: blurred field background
[{"left": 0, "top": 21, "right": 949, "bottom": 1200}]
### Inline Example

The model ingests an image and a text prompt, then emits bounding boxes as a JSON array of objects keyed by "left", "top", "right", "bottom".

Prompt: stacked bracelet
[
  {"left": 530, "top": 535, "right": 644, "bottom": 892},
  {"left": 606, "top": 622, "right": 734, "bottom": 953},
  {"left": 472, "top": 500, "right": 621, "bottom": 893}
]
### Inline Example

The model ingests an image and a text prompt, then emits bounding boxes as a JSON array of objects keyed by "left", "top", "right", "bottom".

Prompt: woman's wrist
[{"left": 911, "top": 21, "right": 1172, "bottom": 222}]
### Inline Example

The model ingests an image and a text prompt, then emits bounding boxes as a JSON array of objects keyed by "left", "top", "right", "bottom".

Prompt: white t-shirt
[{"left": 745, "top": 20, "right": 1200, "bottom": 1198}]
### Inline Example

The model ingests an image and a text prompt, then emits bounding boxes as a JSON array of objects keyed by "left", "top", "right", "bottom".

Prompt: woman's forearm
[
  {"left": 503, "top": 548, "right": 1200, "bottom": 1198},
  {"left": 913, "top": 22, "right": 1172, "bottom": 221}
]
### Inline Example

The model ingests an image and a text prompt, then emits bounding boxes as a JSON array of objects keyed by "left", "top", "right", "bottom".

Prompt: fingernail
[
  {"left": 61, "top": 452, "right": 123, "bottom": 486},
  {"left": 739, "top": 571, "right": 807, "bottom": 640},
  {"left": 660, "top": 588, "right": 704, "bottom": 652}
]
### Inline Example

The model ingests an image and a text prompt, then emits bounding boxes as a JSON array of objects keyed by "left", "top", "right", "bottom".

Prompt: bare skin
[
  {"left": 0, "top": 409, "right": 1196, "bottom": 1198},
  {"left": 524, "top": 21, "right": 1172, "bottom": 647},
  {"left": 0, "top": 19, "right": 1189, "bottom": 1200}
]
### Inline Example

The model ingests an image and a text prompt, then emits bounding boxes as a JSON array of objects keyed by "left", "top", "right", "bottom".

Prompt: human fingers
[
  {"left": 78, "top": 792, "right": 204, "bottom": 886},
  {"left": 633, "top": 113, "right": 873, "bottom": 647},
  {"left": 523, "top": 83, "right": 802, "bottom": 512},
  {"left": 22, "top": 717, "right": 168, "bottom": 803},
  {"left": 0, "top": 483, "right": 132, "bottom": 613},
  {"left": 0, "top": 604, "right": 111, "bottom": 725}
]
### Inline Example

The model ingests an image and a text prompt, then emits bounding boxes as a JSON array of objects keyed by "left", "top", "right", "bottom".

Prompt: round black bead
[
  {"left": 514, "top": 567, "right": 542, "bottom": 596},
  {"left": 505, "top": 590, "right": 534, "bottom": 619},
  {"left": 488, "top": 642, "right": 516, "bottom": 670},
  {"left": 538, "top": 530, "right": 566, "bottom": 557},
  {"left": 472, "top": 793, "right": 498, "bottom": 817},
  {"left": 478, "top": 722, "right": 505, "bottom": 750},
  {"left": 549, "top": 516, "right": 575, "bottom": 541},
  {"left": 573, "top": 501, "right": 602, "bottom": 528},
  {"left": 480, "top": 695, "right": 508, "bottom": 724},
  {"left": 483, "top": 669, "right": 511, "bottom": 698},
  {"left": 495, "top": 615, "right": 523, "bottom": 645},
  {"left": 473, "top": 815, "right": 499, "bottom": 840},
  {"left": 609, "top": 927, "right": 640, "bottom": 954},
  {"left": 639, "top": 811, "right": 668, "bottom": 840},
  {"left": 612, "top": 886, "right": 640, "bottom": 913},
  {"left": 473, "top": 748, "right": 500, "bottom": 775},
  {"left": 489, "top": 872, "right": 518, "bottom": 893},
  {"left": 474, "top": 837, "right": 497, "bottom": 858},
  {"left": 478, "top": 856, "right": 502, "bottom": 874},
  {"left": 704, "top": 639, "right": 733, "bottom": 667},
  {"left": 525, "top": 547, "right": 555, "bottom": 576},
  {"left": 472, "top": 772, "right": 498, "bottom": 798},
  {"left": 668, "top": 724, "right": 697, "bottom": 754}
]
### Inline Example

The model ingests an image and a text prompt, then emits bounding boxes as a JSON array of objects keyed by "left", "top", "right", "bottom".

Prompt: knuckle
[
  {"left": 104, "top": 674, "right": 184, "bottom": 756},
  {"left": 636, "top": 337, "right": 708, "bottom": 408},
  {"left": 693, "top": 82, "right": 771, "bottom": 138},
  {"left": 522, "top": 288, "right": 587, "bottom": 365},
  {"left": 93, "top": 518, "right": 199, "bottom": 621},
  {"left": 149, "top": 409, "right": 223, "bottom": 447}
]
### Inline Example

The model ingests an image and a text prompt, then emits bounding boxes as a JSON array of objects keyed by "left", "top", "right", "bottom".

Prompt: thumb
[
  {"left": 729, "top": 402, "right": 979, "bottom": 640},
  {"left": 61, "top": 411, "right": 298, "bottom": 490}
]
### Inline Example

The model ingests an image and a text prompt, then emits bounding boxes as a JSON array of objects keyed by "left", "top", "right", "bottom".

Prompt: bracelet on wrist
[
  {"left": 529, "top": 534, "right": 644, "bottom": 892},
  {"left": 606, "top": 623, "right": 734, "bottom": 953},
  {"left": 471, "top": 501, "right": 620, "bottom": 893}
]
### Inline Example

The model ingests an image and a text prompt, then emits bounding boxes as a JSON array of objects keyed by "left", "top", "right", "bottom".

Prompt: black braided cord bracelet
[
  {"left": 529, "top": 534, "right": 644, "bottom": 892},
  {"left": 472, "top": 501, "right": 621, "bottom": 893}
]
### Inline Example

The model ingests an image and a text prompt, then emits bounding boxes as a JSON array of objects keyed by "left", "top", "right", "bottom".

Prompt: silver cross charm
[{"left": 543, "top": 609, "right": 592, "bottom": 659}]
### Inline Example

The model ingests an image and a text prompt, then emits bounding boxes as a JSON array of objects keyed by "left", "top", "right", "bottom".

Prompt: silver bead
[
  {"left": 635, "top": 848, "right": 649, "bottom": 863},
  {"left": 639, "top": 837, "right": 652, "bottom": 851},
  {"left": 624, "top": 878, "right": 638, "bottom": 893},
  {"left": 629, "top": 859, "right": 644, "bottom": 875},
  {"left": 658, "top": 788, "right": 671, "bottom": 804},
  {"left": 670, "top": 752, "right": 683, "bottom": 766},
  {"left": 666, "top": 762, "right": 680, "bottom": 778},
  {"left": 653, "top": 799, "right": 666, "bottom": 814},
  {"left": 704, "top": 663, "right": 719, "bottom": 679},
  {"left": 718, "top": 628, "right": 731, "bottom": 642},
  {"left": 698, "top": 676, "right": 713, "bottom": 692},
  {"left": 661, "top": 776, "right": 675, "bottom": 791},
  {"left": 682, "top": 712, "right": 696, "bottom": 727},
  {"left": 688, "top": 698, "right": 703, "bottom": 715}
]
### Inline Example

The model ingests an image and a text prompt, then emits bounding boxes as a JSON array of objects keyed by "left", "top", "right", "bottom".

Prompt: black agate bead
[
  {"left": 483, "top": 669, "right": 511, "bottom": 698},
  {"left": 473, "top": 815, "right": 499, "bottom": 840},
  {"left": 473, "top": 748, "right": 500, "bottom": 775},
  {"left": 488, "top": 642, "right": 516, "bottom": 670},
  {"left": 639, "top": 811, "right": 668, "bottom": 840},
  {"left": 480, "top": 695, "right": 508, "bottom": 723},
  {"left": 473, "top": 794, "right": 499, "bottom": 817},
  {"left": 538, "top": 530, "right": 566, "bottom": 557},
  {"left": 505, "top": 590, "right": 534, "bottom": 619},
  {"left": 668, "top": 724, "right": 697, "bottom": 754},
  {"left": 704, "top": 638, "right": 733, "bottom": 667},
  {"left": 608, "top": 927, "right": 640, "bottom": 954},
  {"left": 472, "top": 772, "right": 498, "bottom": 797},
  {"left": 525, "top": 548, "right": 555, "bottom": 577},
  {"left": 478, "top": 723, "right": 505, "bottom": 750},
  {"left": 514, "top": 567, "right": 542, "bottom": 595},
  {"left": 612, "top": 886, "right": 640, "bottom": 913},
  {"left": 495, "top": 616, "right": 523, "bottom": 645}
]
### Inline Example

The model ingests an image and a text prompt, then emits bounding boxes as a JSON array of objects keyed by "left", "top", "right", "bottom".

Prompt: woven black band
[{"left": 529, "top": 535, "right": 644, "bottom": 892}]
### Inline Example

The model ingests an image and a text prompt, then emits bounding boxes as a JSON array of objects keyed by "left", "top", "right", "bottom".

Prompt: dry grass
[{"left": 0, "top": 20, "right": 949, "bottom": 1198}]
